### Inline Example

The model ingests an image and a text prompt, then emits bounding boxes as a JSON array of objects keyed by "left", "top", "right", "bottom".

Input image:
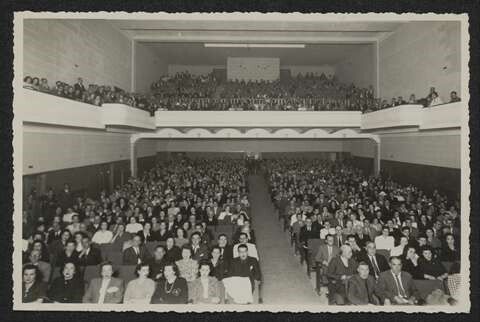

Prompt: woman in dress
[
  {"left": 164, "top": 237, "right": 182, "bottom": 262},
  {"left": 440, "top": 233, "right": 460, "bottom": 262},
  {"left": 189, "top": 261, "right": 223, "bottom": 304},
  {"left": 401, "top": 246, "right": 423, "bottom": 279},
  {"left": 150, "top": 263, "right": 188, "bottom": 304},
  {"left": 126, "top": 216, "right": 143, "bottom": 234},
  {"left": 175, "top": 246, "right": 199, "bottom": 283},
  {"left": 174, "top": 227, "right": 189, "bottom": 248},
  {"left": 418, "top": 246, "right": 448, "bottom": 281},
  {"left": 123, "top": 263, "right": 156, "bottom": 304}
]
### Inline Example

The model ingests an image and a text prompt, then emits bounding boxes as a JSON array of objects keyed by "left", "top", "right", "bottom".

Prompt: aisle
[{"left": 248, "top": 174, "right": 319, "bottom": 304}]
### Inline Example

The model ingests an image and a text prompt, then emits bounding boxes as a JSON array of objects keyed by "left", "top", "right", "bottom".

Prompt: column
[
  {"left": 130, "top": 139, "right": 138, "bottom": 178},
  {"left": 373, "top": 140, "right": 381, "bottom": 176}
]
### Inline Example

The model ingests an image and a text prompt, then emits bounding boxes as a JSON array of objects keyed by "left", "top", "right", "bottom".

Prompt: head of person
[
  {"left": 100, "top": 261, "right": 114, "bottom": 279},
  {"left": 365, "top": 241, "right": 376, "bottom": 256},
  {"left": 445, "top": 233, "right": 455, "bottom": 246},
  {"left": 154, "top": 245, "right": 166, "bottom": 260},
  {"left": 404, "top": 246, "right": 417, "bottom": 260},
  {"left": 62, "top": 261, "right": 76, "bottom": 280},
  {"left": 237, "top": 244, "right": 249, "bottom": 260},
  {"left": 100, "top": 221, "right": 108, "bottom": 231},
  {"left": 166, "top": 237, "right": 175, "bottom": 249},
  {"left": 81, "top": 236, "right": 91, "bottom": 249},
  {"left": 325, "top": 234, "right": 334, "bottom": 246},
  {"left": 61, "top": 229, "right": 72, "bottom": 242},
  {"left": 340, "top": 245, "right": 352, "bottom": 260},
  {"left": 65, "top": 240, "right": 76, "bottom": 253},
  {"left": 211, "top": 246, "right": 221, "bottom": 260},
  {"left": 347, "top": 235, "right": 357, "bottom": 246},
  {"left": 163, "top": 262, "right": 179, "bottom": 281},
  {"left": 23, "top": 264, "right": 39, "bottom": 285},
  {"left": 132, "top": 234, "right": 142, "bottom": 247},
  {"left": 198, "top": 260, "right": 212, "bottom": 279},
  {"left": 135, "top": 263, "right": 150, "bottom": 279},
  {"left": 143, "top": 222, "right": 151, "bottom": 231},
  {"left": 218, "top": 234, "right": 228, "bottom": 247},
  {"left": 238, "top": 232, "right": 248, "bottom": 244},
  {"left": 381, "top": 226, "right": 390, "bottom": 237},
  {"left": 190, "top": 232, "right": 201, "bottom": 246},
  {"left": 176, "top": 227, "right": 185, "bottom": 238},
  {"left": 28, "top": 249, "right": 41, "bottom": 264},
  {"left": 357, "top": 261, "right": 370, "bottom": 280},
  {"left": 421, "top": 247, "right": 434, "bottom": 261},
  {"left": 389, "top": 256, "right": 403, "bottom": 275},
  {"left": 181, "top": 245, "right": 192, "bottom": 260}
]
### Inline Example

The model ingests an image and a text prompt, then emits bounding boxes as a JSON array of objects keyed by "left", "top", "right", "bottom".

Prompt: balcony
[{"left": 361, "top": 102, "right": 463, "bottom": 131}]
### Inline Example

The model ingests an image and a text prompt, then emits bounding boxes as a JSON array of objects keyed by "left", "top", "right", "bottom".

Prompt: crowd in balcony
[
  {"left": 23, "top": 76, "right": 159, "bottom": 114},
  {"left": 23, "top": 72, "right": 461, "bottom": 114},
  {"left": 267, "top": 158, "right": 461, "bottom": 306},
  {"left": 21, "top": 157, "right": 263, "bottom": 304}
]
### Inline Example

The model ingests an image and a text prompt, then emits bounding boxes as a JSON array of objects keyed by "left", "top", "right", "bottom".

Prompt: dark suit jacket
[
  {"left": 375, "top": 270, "right": 418, "bottom": 303},
  {"left": 122, "top": 246, "right": 150, "bottom": 265},
  {"left": 218, "top": 244, "right": 234, "bottom": 263},
  {"left": 299, "top": 226, "right": 319, "bottom": 245},
  {"left": 361, "top": 253, "right": 390, "bottom": 277},
  {"left": 77, "top": 247, "right": 102, "bottom": 266},
  {"left": 190, "top": 244, "right": 210, "bottom": 262},
  {"left": 347, "top": 274, "right": 378, "bottom": 305}
]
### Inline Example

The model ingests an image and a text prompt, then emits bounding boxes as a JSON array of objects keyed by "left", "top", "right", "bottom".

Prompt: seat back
[
  {"left": 413, "top": 279, "right": 445, "bottom": 300},
  {"left": 99, "top": 244, "right": 113, "bottom": 261},
  {"left": 376, "top": 249, "right": 390, "bottom": 261},
  {"left": 105, "top": 251, "right": 123, "bottom": 266},
  {"left": 307, "top": 238, "right": 323, "bottom": 260},
  {"left": 118, "top": 265, "right": 137, "bottom": 284},
  {"left": 83, "top": 265, "right": 99, "bottom": 283}
]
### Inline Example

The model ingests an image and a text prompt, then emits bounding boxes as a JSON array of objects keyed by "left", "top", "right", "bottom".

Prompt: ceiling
[
  {"left": 140, "top": 42, "right": 373, "bottom": 66},
  {"left": 107, "top": 16, "right": 405, "bottom": 65}
]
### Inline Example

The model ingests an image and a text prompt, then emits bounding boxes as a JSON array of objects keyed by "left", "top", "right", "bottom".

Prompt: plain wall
[
  {"left": 23, "top": 19, "right": 132, "bottom": 91},
  {"left": 23, "top": 125, "right": 157, "bottom": 175},
  {"left": 134, "top": 42, "right": 168, "bottom": 93},
  {"left": 378, "top": 21, "right": 461, "bottom": 102},
  {"left": 335, "top": 44, "right": 375, "bottom": 90}
]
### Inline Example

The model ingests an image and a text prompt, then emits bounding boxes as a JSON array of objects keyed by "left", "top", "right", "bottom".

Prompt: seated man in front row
[
  {"left": 375, "top": 256, "right": 419, "bottom": 305},
  {"left": 347, "top": 261, "right": 379, "bottom": 305}
]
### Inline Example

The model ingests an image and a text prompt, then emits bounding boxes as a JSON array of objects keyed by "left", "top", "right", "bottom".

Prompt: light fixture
[{"left": 204, "top": 43, "right": 305, "bottom": 48}]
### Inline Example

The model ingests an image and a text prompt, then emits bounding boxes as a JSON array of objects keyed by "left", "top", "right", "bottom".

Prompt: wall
[
  {"left": 378, "top": 21, "right": 461, "bottom": 102},
  {"left": 23, "top": 125, "right": 157, "bottom": 175},
  {"left": 23, "top": 19, "right": 132, "bottom": 91},
  {"left": 335, "top": 44, "right": 375, "bottom": 90},
  {"left": 156, "top": 139, "right": 348, "bottom": 153},
  {"left": 227, "top": 57, "right": 280, "bottom": 81},
  {"left": 134, "top": 42, "right": 167, "bottom": 93},
  {"left": 282, "top": 65, "right": 335, "bottom": 78},
  {"left": 168, "top": 64, "right": 225, "bottom": 76}
]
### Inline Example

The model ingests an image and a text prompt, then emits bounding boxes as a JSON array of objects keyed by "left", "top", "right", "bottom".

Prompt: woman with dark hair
[
  {"left": 47, "top": 261, "right": 84, "bottom": 303},
  {"left": 174, "top": 227, "right": 189, "bottom": 248},
  {"left": 164, "top": 237, "right": 181, "bottom": 262},
  {"left": 176, "top": 245, "right": 199, "bottom": 283},
  {"left": 210, "top": 246, "right": 228, "bottom": 281},
  {"left": 418, "top": 246, "right": 448, "bottom": 281},
  {"left": 22, "top": 264, "right": 47, "bottom": 303},
  {"left": 123, "top": 263, "right": 156, "bottom": 304},
  {"left": 155, "top": 221, "right": 172, "bottom": 242},
  {"left": 150, "top": 262, "right": 188, "bottom": 304},
  {"left": 425, "top": 228, "right": 441, "bottom": 249},
  {"left": 31, "top": 240, "right": 50, "bottom": 263},
  {"left": 401, "top": 246, "right": 423, "bottom": 279},
  {"left": 189, "top": 260, "right": 223, "bottom": 304},
  {"left": 138, "top": 222, "right": 155, "bottom": 242},
  {"left": 440, "top": 233, "right": 460, "bottom": 262},
  {"left": 55, "top": 239, "right": 79, "bottom": 268},
  {"left": 92, "top": 221, "right": 113, "bottom": 245}
]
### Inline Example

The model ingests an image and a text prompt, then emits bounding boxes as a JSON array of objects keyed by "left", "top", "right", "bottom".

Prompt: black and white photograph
[{"left": 11, "top": 12, "right": 470, "bottom": 312}]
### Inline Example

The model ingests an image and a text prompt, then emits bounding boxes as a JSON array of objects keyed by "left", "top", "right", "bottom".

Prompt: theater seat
[
  {"left": 376, "top": 249, "right": 390, "bottom": 261},
  {"left": 413, "top": 279, "right": 445, "bottom": 300},
  {"left": 441, "top": 261, "right": 454, "bottom": 273},
  {"left": 99, "top": 244, "right": 113, "bottom": 261},
  {"left": 306, "top": 238, "right": 322, "bottom": 277},
  {"left": 146, "top": 242, "right": 159, "bottom": 255},
  {"left": 105, "top": 251, "right": 123, "bottom": 266},
  {"left": 215, "top": 225, "right": 234, "bottom": 241},
  {"left": 83, "top": 265, "right": 99, "bottom": 283},
  {"left": 118, "top": 265, "right": 137, "bottom": 284}
]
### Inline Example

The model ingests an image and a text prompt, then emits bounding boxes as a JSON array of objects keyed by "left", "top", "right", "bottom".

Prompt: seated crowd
[
  {"left": 366, "top": 86, "right": 461, "bottom": 113},
  {"left": 23, "top": 75, "right": 159, "bottom": 114},
  {"left": 21, "top": 158, "right": 262, "bottom": 305},
  {"left": 267, "top": 158, "right": 461, "bottom": 305}
]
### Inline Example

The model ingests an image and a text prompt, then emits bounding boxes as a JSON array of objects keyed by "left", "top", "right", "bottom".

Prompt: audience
[
  {"left": 375, "top": 257, "right": 418, "bottom": 305},
  {"left": 150, "top": 262, "right": 188, "bottom": 304},
  {"left": 82, "top": 261, "right": 124, "bottom": 304},
  {"left": 123, "top": 263, "right": 156, "bottom": 304}
]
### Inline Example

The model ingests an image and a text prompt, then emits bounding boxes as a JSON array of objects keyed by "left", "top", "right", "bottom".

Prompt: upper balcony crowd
[{"left": 23, "top": 71, "right": 461, "bottom": 113}]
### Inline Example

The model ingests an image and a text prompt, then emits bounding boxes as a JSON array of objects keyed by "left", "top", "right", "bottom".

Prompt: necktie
[
  {"left": 371, "top": 256, "right": 380, "bottom": 277},
  {"left": 394, "top": 274, "right": 407, "bottom": 298},
  {"left": 364, "top": 279, "right": 372, "bottom": 303}
]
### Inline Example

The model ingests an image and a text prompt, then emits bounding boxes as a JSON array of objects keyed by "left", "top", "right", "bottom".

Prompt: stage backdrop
[{"left": 227, "top": 57, "right": 280, "bottom": 82}]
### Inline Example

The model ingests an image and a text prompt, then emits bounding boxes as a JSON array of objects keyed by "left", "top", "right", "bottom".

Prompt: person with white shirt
[
  {"left": 375, "top": 226, "right": 395, "bottom": 251},
  {"left": 91, "top": 221, "right": 113, "bottom": 245},
  {"left": 390, "top": 236, "right": 409, "bottom": 257},
  {"left": 320, "top": 221, "right": 336, "bottom": 240},
  {"left": 233, "top": 233, "right": 259, "bottom": 260},
  {"left": 126, "top": 216, "right": 143, "bottom": 234},
  {"left": 375, "top": 256, "right": 418, "bottom": 305}
]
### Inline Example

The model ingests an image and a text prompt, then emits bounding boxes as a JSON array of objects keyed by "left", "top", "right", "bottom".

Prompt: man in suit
[
  {"left": 299, "top": 217, "right": 319, "bottom": 264},
  {"left": 123, "top": 234, "right": 150, "bottom": 265},
  {"left": 363, "top": 219, "right": 377, "bottom": 242},
  {"left": 82, "top": 261, "right": 124, "bottom": 303},
  {"left": 375, "top": 256, "right": 419, "bottom": 305},
  {"left": 77, "top": 236, "right": 102, "bottom": 267},
  {"left": 217, "top": 234, "right": 233, "bottom": 264},
  {"left": 347, "top": 261, "right": 378, "bottom": 305},
  {"left": 228, "top": 244, "right": 262, "bottom": 294},
  {"left": 189, "top": 232, "right": 210, "bottom": 262},
  {"left": 315, "top": 234, "right": 340, "bottom": 292},
  {"left": 326, "top": 245, "right": 358, "bottom": 305},
  {"left": 361, "top": 241, "right": 389, "bottom": 280}
]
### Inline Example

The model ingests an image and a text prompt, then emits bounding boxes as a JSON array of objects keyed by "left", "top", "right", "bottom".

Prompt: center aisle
[{"left": 248, "top": 174, "right": 319, "bottom": 304}]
